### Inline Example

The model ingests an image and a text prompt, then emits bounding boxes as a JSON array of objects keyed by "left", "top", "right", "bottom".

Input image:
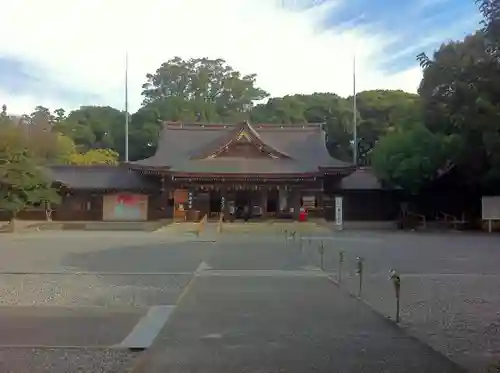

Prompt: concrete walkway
[{"left": 132, "top": 274, "right": 463, "bottom": 373}]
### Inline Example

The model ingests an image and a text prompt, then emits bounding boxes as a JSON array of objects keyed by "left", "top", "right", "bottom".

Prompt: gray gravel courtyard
[
  {"left": 0, "top": 231, "right": 205, "bottom": 372},
  {"left": 299, "top": 230, "right": 500, "bottom": 372},
  {"left": 0, "top": 226, "right": 494, "bottom": 372}
]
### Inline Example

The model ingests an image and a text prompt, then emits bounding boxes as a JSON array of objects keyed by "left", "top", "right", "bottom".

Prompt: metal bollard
[
  {"left": 318, "top": 240, "right": 325, "bottom": 270},
  {"left": 356, "top": 256, "right": 364, "bottom": 298},
  {"left": 338, "top": 250, "right": 345, "bottom": 284},
  {"left": 284, "top": 229, "right": 288, "bottom": 243},
  {"left": 390, "top": 269, "right": 401, "bottom": 322}
]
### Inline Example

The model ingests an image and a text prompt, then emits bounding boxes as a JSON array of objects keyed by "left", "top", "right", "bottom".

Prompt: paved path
[{"left": 132, "top": 246, "right": 463, "bottom": 372}]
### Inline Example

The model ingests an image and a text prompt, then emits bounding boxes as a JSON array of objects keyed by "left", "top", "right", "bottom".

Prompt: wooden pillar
[
  {"left": 187, "top": 188, "right": 196, "bottom": 221},
  {"left": 316, "top": 180, "right": 325, "bottom": 219},
  {"left": 316, "top": 192, "right": 324, "bottom": 219},
  {"left": 220, "top": 187, "right": 228, "bottom": 218},
  {"left": 261, "top": 188, "right": 268, "bottom": 219},
  {"left": 158, "top": 175, "right": 167, "bottom": 220},
  {"left": 292, "top": 188, "right": 301, "bottom": 220}
]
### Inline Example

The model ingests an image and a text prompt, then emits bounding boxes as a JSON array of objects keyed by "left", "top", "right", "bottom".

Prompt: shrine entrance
[
  {"left": 208, "top": 190, "right": 222, "bottom": 219},
  {"left": 172, "top": 181, "right": 322, "bottom": 222},
  {"left": 234, "top": 190, "right": 252, "bottom": 217}
]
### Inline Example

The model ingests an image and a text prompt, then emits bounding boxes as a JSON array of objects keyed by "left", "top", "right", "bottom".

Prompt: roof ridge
[
  {"left": 48, "top": 164, "right": 122, "bottom": 169},
  {"left": 163, "top": 121, "right": 323, "bottom": 131}
]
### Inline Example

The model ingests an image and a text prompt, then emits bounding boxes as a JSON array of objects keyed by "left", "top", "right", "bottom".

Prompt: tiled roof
[
  {"left": 130, "top": 121, "right": 353, "bottom": 174},
  {"left": 46, "top": 165, "right": 156, "bottom": 190},
  {"left": 339, "top": 167, "right": 384, "bottom": 190}
]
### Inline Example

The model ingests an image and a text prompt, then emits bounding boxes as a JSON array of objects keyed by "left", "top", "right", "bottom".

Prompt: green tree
[
  {"left": 417, "top": 29, "right": 500, "bottom": 187},
  {"left": 29, "top": 106, "right": 53, "bottom": 132},
  {"left": 476, "top": 0, "right": 500, "bottom": 57},
  {"left": 53, "top": 120, "right": 96, "bottom": 150},
  {"left": 0, "top": 105, "right": 12, "bottom": 127},
  {"left": 141, "top": 57, "right": 269, "bottom": 118},
  {"left": 250, "top": 91, "right": 419, "bottom": 164},
  {"left": 53, "top": 108, "right": 66, "bottom": 123},
  {"left": 0, "top": 126, "right": 60, "bottom": 226},
  {"left": 68, "top": 148, "right": 119, "bottom": 165},
  {"left": 251, "top": 93, "right": 356, "bottom": 161},
  {"left": 64, "top": 106, "right": 123, "bottom": 149},
  {"left": 28, "top": 132, "right": 76, "bottom": 165},
  {"left": 52, "top": 106, "right": 124, "bottom": 152},
  {"left": 372, "top": 124, "right": 460, "bottom": 194},
  {"left": 251, "top": 96, "right": 307, "bottom": 124}
]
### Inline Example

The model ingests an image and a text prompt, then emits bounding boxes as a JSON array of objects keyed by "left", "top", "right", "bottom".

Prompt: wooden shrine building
[
  {"left": 6, "top": 121, "right": 401, "bottom": 225},
  {"left": 128, "top": 121, "right": 356, "bottom": 221}
]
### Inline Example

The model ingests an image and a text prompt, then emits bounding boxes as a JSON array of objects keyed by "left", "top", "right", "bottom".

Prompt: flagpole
[
  {"left": 352, "top": 55, "right": 357, "bottom": 166},
  {"left": 125, "top": 52, "right": 129, "bottom": 162}
]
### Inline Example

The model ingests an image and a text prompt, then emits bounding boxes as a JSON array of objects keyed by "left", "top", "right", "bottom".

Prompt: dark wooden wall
[{"left": 323, "top": 190, "right": 401, "bottom": 221}]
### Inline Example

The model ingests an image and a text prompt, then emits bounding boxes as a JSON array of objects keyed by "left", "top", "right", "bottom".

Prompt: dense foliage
[
  {"left": 411, "top": 0, "right": 500, "bottom": 192},
  {"left": 0, "top": 125, "right": 60, "bottom": 222}
]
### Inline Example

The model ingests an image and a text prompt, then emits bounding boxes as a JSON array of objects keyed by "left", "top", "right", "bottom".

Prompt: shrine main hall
[{"left": 23, "top": 121, "right": 400, "bottom": 226}]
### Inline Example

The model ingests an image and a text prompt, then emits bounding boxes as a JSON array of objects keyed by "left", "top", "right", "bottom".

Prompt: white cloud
[
  {"left": 0, "top": 0, "right": 423, "bottom": 114},
  {"left": 0, "top": 89, "right": 63, "bottom": 115}
]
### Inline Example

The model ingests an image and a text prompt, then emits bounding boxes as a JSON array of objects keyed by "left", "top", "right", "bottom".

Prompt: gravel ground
[
  {"left": 0, "top": 348, "right": 141, "bottom": 373},
  {"left": 298, "top": 231, "right": 500, "bottom": 373},
  {"left": 0, "top": 307, "right": 146, "bottom": 346},
  {"left": 2, "top": 228, "right": 495, "bottom": 372},
  {"left": 0, "top": 273, "right": 191, "bottom": 306},
  {"left": 0, "top": 231, "right": 201, "bottom": 372},
  {"left": 337, "top": 274, "right": 500, "bottom": 372},
  {"left": 0, "top": 232, "right": 210, "bottom": 273}
]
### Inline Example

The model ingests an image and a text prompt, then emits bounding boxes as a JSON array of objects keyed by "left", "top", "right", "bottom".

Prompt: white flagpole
[
  {"left": 125, "top": 52, "right": 129, "bottom": 162},
  {"left": 352, "top": 55, "right": 357, "bottom": 166}
]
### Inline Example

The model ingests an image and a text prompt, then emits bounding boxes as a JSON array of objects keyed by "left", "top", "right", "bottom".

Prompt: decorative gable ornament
[
  {"left": 206, "top": 122, "right": 291, "bottom": 160},
  {"left": 236, "top": 130, "right": 252, "bottom": 142}
]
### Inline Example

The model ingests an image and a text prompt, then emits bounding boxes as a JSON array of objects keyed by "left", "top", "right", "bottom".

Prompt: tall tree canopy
[
  {"left": 250, "top": 91, "right": 419, "bottom": 164},
  {"left": 415, "top": 0, "right": 500, "bottom": 189},
  {"left": 0, "top": 125, "right": 60, "bottom": 223},
  {"left": 141, "top": 57, "right": 269, "bottom": 120}
]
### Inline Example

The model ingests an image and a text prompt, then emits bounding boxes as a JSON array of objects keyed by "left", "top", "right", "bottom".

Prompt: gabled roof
[
  {"left": 339, "top": 167, "right": 383, "bottom": 190},
  {"left": 46, "top": 165, "right": 157, "bottom": 190},
  {"left": 130, "top": 121, "right": 353, "bottom": 175},
  {"left": 189, "top": 121, "right": 292, "bottom": 159},
  {"left": 338, "top": 167, "right": 400, "bottom": 190}
]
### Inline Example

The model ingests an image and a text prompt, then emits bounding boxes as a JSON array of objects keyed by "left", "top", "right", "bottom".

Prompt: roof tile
[
  {"left": 46, "top": 165, "right": 156, "bottom": 190},
  {"left": 131, "top": 122, "right": 352, "bottom": 174}
]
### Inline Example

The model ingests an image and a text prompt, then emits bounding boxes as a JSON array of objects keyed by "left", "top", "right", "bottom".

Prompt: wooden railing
[
  {"left": 437, "top": 212, "right": 455, "bottom": 222},
  {"left": 406, "top": 211, "right": 426, "bottom": 229},
  {"left": 437, "top": 211, "right": 468, "bottom": 229}
]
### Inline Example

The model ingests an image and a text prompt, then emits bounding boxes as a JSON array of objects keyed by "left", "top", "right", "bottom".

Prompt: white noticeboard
[
  {"left": 482, "top": 196, "right": 500, "bottom": 233},
  {"left": 482, "top": 196, "right": 500, "bottom": 220},
  {"left": 335, "top": 196, "right": 343, "bottom": 229}
]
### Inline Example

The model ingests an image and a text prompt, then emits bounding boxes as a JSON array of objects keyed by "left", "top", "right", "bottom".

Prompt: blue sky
[{"left": 0, "top": 0, "right": 481, "bottom": 115}]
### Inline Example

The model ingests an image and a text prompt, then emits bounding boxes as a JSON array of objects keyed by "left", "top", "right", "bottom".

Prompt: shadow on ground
[{"left": 61, "top": 241, "right": 212, "bottom": 273}]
